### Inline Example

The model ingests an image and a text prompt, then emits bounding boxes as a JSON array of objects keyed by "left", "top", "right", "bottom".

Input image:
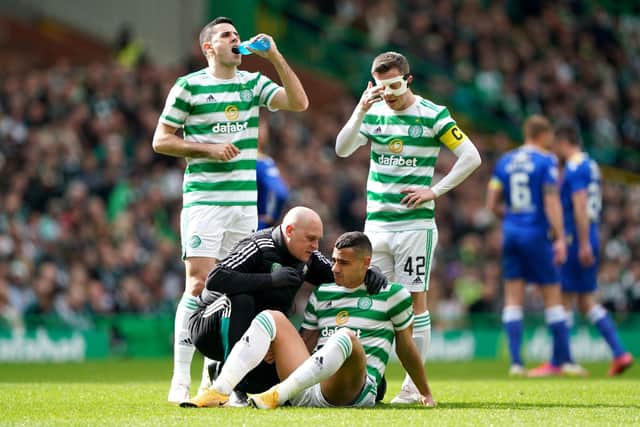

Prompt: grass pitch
[{"left": 1, "top": 358, "right": 638, "bottom": 426}]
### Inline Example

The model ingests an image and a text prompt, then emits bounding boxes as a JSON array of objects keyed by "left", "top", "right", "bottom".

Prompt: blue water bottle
[{"left": 233, "top": 37, "right": 271, "bottom": 55}]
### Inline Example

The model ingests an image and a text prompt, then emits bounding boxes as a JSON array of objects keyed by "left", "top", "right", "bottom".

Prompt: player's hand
[
  {"left": 552, "top": 238, "right": 567, "bottom": 265},
  {"left": 271, "top": 266, "right": 303, "bottom": 288},
  {"left": 400, "top": 187, "right": 436, "bottom": 208},
  {"left": 358, "top": 81, "right": 383, "bottom": 112},
  {"left": 364, "top": 266, "right": 388, "bottom": 295},
  {"left": 208, "top": 142, "right": 240, "bottom": 161},
  {"left": 578, "top": 242, "right": 595, "bottom": 267},
  {"left": 246, "top": 34, "right": 279, "bottom": 59},
  {"left": 418, "top": 394, "right": 436, "bottom": 407}
]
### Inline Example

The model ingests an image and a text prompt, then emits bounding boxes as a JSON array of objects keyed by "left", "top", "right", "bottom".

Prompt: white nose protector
[{"left": 375, "top": 75, "right": 408, "bottom": 97}]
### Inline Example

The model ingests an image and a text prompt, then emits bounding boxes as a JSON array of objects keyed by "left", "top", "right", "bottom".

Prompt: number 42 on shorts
[{"left": 403, "top": 256, "right": 426, "bottom": 276}]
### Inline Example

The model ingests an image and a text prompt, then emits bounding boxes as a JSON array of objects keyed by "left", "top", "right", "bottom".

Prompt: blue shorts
[
  {"left": 502, "top": 226, "right": 559, "bottom": 285},
  {"left": 560, "top": 232, "right": 599, "bottom": 294}
]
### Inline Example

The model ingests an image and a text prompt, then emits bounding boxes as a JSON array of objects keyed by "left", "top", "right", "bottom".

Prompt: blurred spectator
[
  {"left": 468, "top": 261, "right": 501, "bottom": 313},
  {"left": 364, "top": 0, "right": 397, "bottom": 48},
  {"left": 87, "top": 279, "right": 115, "bottom": 315},
  {"left": 114, "top": 24, "right": 146, "bottom": 69},
  {"left": 23, "top": 276, "right": 59, "bottom": 327},
  {"left": 0, "top": 275, "right": 23, "bottom": 329},
  {"left": 600, "top": 261, "right": 628, "bottom": 313},
  {"left": 117, "top": 275, "right": 152, "bottom": 313},
  {"left": 623, "top": 263, "right": 640, "bottom": 312},
  {"left": 55, "top": 283, "right": 93, "bottom": 329}
]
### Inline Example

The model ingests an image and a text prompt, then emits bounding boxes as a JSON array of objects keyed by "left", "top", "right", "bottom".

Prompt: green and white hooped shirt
[
  {"left": 360, "top": 95, "right": 466, "bottom": 232},
  {"left": 160, "top": 68, "right": 281, "bottom": 209},
  {"left": 302, "top": 282, "right": 414, "bottom": 387}
]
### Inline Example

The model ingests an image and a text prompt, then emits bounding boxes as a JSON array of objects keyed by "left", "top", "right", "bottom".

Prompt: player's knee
[
  {"left": 186, "top": 277, "right": 205, "bottom": 296},
  {"left": 253, "top": 310, "right": 286, "bottom": 341},
  {"left": 577, "top": 294, "right": 596, "bottom": 314},
  {"left": 338, "top": 327, "right": 355, "bottom": 338},
  {"left": 185, "top": 259, "right": 217, "bottom": 295},
  {"left": 337, "top": 328, "right": 359, "bottom": 347},
  {"left": 347, "top": 332, "right": 360, "bottom": 351},
  {"left": 264, "top": 310, "right": 287, "bottom": 325}
]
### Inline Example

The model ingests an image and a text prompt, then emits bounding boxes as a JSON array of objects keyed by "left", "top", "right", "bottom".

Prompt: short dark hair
[
  {"left": 199, "top": 17, "right": 234, "bottom": 56},
  {"left": 555, "top": 122, "right": 582, "bottom": 146},
  {"left": 371, "top": 51, "right": 410, "bottom": 75},
  {"left": 523, "top": 114, "right": 552, "bottom": 140},
  {"left": 334, "top": 232, "right": 372, "bottom": 256}
]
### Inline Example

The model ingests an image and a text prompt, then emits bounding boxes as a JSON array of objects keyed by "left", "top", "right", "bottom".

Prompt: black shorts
[
  {"left": 188, "top": 299, "right": 280, "bottom": 394},
  {"left": 188, "top": 308, "right": 225, "bottom": 361}
]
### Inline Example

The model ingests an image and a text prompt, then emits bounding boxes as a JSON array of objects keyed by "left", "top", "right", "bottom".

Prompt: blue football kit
[
  {"left": 257, "top": 156, "right": 289, "bottom": 230},
  {"left": 490, "top": 146, "right": 560, "bottom": 285},
  {"left": 559, "top": 153, "right": 601, "bottom": 293}
]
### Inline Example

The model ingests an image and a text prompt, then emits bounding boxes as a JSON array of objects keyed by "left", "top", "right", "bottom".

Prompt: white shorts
[
  {"left": 365, "top": 228, "right": 438, "bottom": 293},
  {"left": 289, "top": 373, "right": 377, "bottom": 408},
  {"left": 180, "top": 205, "right": 257, "bottom": 260}
]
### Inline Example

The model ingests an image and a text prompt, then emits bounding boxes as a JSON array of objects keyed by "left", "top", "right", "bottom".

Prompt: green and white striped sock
[
  {"left": 277, "top": 327, "right": 353, "bottom": 404},
  {"left": 413, "top": 311, "right": 431, "bottom": 361},
  {"left": 171, "top": 294, "right": 199, "bottom": 385},
  {"left": 212, "top": 311, "right": 276, "bottom": 395}
]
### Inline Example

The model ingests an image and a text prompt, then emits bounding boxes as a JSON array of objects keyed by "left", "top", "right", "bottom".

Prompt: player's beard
[
  {"left": 222, "top": 55, "right": 241, "bottom": 68},
  {"left": 216, "top": 49, "right": 241, "bottom": 69}
]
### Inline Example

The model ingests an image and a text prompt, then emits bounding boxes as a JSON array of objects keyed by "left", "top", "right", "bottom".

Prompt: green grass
[{"left": 1, "top": 358, "right": 638, "bottom": 426}]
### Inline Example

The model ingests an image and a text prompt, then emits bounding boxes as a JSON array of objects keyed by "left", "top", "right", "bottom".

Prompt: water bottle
[{"left": 234, "top": 37, "right": 271, "bottom": 55}]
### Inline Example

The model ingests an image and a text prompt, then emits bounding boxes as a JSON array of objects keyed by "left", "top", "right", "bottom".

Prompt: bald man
[{"left": 187, "top": 206, "right": 388, "bottom": 400}]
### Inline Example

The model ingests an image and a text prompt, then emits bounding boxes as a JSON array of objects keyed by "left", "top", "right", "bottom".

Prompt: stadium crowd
[{"left": 1, "top": 1, "right": 640, "bottom": 330}]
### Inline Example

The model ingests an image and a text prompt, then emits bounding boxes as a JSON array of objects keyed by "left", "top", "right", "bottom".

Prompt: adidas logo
[
  {"left": 374, "top": 126, "right": 382, "bottom": 133},
  {"left": 412, "top": 276, "right": 423, "bottom": 285},
  {"left": 179, "top": 337, "right": 193, "bottom": 345},
  {"left": 314, "top": 356, "right": 324, "bottom": 368},
  {"left": 207, "top": 94, "right": 216, "bottom": 102},
  {"left": 326, "top": 301, "right": 332, "bottom": 308}
]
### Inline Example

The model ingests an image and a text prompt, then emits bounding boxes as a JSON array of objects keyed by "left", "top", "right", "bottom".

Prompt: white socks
[
  {"left": 400, "top": 311, "right": 430, "bottom": 391},
  {"left": 414, "top": 311, "right": 431, "bottom": 358},
  {"left": 276, "top": 327, "right": 353, "bottom": 404},
  {"left": 587, "top": 304, "right": 607, "bottom": 324},
  {"left": 545, "top": 305, "right": 567, "bottom": 324},
  {"left": 212, "top": 311, "right": 276, "bottom": 395},
  {"left": 171, "top": 294, "right": 199, "bottom": 386},
  {"left": 502, "top": 305, "right": 523, "bottom": 323}
]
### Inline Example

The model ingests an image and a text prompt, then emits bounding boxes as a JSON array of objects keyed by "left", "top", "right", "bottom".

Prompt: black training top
[{"left": 200, "top": 226, "right": 333, "bottom": 313}]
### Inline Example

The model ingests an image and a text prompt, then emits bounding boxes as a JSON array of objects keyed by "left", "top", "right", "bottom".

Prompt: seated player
[{"left": 182, "top": 231, "right": 435, "bottom": 408}]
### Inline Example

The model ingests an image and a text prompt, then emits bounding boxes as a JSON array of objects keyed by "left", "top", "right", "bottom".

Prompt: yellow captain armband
[
  {"left": 489, "top": 178, "right": 502, "bottom": 190},
  {"left": 440, "top": 125, "right": 468, "bottom": 150}
]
